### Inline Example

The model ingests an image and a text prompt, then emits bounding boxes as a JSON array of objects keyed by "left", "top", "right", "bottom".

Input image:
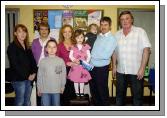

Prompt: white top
[
  {"left": 115, "top": 26, "right": 151, "bottom": 75},
  {"left": 37, "top": 37, "right": 50, "bottom": 66},
  {"left": 99, "top": 31, "right": 111, "bottom": 37},
  {"left": 69, "top": 44, "right": 91, "bottom": 63}
]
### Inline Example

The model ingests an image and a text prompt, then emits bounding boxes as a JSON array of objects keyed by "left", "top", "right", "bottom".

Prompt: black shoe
[
  {"left": 80, "top": 93, "right": 85, "bottom": 99},
  {"left": 76, "top": 93, "right": 80, "bottom": 99},
  {"left": 80, "top": 93, "right": 84, "bottom": 96}
]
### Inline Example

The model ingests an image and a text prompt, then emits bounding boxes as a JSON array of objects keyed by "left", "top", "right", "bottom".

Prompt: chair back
[{"left": 149, "top": 68, "right": 155, "bottom": 92}]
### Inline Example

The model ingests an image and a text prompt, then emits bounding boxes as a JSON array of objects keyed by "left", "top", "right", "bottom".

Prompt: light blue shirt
[{"left": 90, "top": 31, "right": 117, "bottom": 67}]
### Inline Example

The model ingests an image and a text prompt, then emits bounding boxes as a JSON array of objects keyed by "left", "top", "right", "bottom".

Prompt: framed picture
[
  {"left": 62, "top": 10, "right": 74, "bottom": 26},
  {"left": 33, "top": 10, "right": 48, "bottom": 31},
  {"left": 88, "top": 10, "right": 103, "bottom": 27},
  {"left": 48, "top": 10, "right": 63, "bottom": 29},
  {"left": 74, "top": 10, "right": 88, "bottom": 30}
]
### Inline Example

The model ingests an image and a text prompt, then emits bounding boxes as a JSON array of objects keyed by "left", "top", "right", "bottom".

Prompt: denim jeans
[
  {"left": 41, "top": 93, "right": 60, "bottom": 106},
  {"left": 116, "top": 72, "right": 144, "bottom": 106},
  {"left": 12, "top": 80, "right": 32, "bottom": 106}
]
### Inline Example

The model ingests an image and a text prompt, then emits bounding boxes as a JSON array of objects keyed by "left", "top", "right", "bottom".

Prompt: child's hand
[
  {"left": 67, "top": 62, "right": 77, "bottom": 67},
  {"left": 73, "top": 59, "right": 80, "bottom": 65}
]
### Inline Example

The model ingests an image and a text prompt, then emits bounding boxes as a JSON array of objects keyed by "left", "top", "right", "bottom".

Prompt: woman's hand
[
  {"left": 67, "top": 62, "right": 74, "bottom": 67},
  {"left": 28, "top": 73, "right": 36, "bottom": 81},
  {"left": 31, "top": 73, "right": 36, "bottom": 80},
  {"left": 37, "top": 90, "right": 42, "bottom": 96},
  {"left": 28, "top": 75, "right": 33, "bottom": 81}
]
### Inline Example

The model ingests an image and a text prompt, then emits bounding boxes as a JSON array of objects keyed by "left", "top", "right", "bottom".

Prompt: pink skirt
[{"left": 68, "top": 65, "right": 92, "bottom": 83}]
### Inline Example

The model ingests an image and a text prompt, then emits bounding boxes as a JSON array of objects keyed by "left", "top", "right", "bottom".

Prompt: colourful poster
[
  {"left": 74, "top": 10, "right": 88, "bottom": 30},
  {"left": 50, "top": 29, "right": 60, "bottom": 42},
  {"left": 33, "top": 10, "right": 48, "bottom": 31},
  {"left": 48, "top": 10, "right": 63, "bottom": 29},
  {"left": 88, "top": 10, "right": 102, "bottom": 27},
  {"left": 62, "top": 10, "right": 73, "bottom": 26}
]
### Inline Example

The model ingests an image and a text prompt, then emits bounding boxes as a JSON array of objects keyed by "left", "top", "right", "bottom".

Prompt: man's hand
[
  {"left": 137, "top": 67, "right": 145, "bottom": 80},
  {"left": 112, "top": 66, "right": 117, "bottom": 79},
  {"left": 137, "top": 47, "right": 150, "bottom": 80},
  {"left": 37, "top": 90, "right": 42, "bottom": 96}
]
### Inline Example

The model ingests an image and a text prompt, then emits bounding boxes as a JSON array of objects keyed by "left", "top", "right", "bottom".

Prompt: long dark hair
[
  {"left": 13, "top": 24, "right": 29, "bottom": 49},
  {"left": 73, "top": 29, "right": 86, "bottom": 45}
]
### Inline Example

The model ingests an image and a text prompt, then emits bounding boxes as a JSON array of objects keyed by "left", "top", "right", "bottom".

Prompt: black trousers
[
  {"left": 116, "top": 72, "right": 144, "bottom": 106},
  {"left": 61, "top": 67, "right": 76, "bottom": 106},
  {"left": 89, "top": 65, "right": 110, "bottom": 106}
]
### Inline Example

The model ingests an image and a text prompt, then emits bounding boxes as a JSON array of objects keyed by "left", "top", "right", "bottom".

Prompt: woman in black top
[{"left": 7, "top": 24, "right": 37, "bottom": 106}]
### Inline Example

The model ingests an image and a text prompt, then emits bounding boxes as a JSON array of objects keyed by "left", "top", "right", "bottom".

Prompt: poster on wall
[
  {"left": 33, "top": 9, "right": 103, "bottom": 38},
  {"left": 33, "top": 10, "right": 48, "bottom": 31},
  {"left": 48, "top": 10, "right": 63, "bottom": 29},
  {"left": 88, "top": 10, "right": 102, "bottom": 27},
  {"left": 74, "top": 10, "right": 88, "bottom": 30},
  {"left": 50, "top": 29, "right": 60, "bottom": 42},
  {"left": 62, "top": 10, "right": 73, "bottom": 26}
]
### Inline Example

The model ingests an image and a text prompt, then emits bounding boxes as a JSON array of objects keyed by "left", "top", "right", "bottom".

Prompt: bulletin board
[{"left": 33, "top": 9, "right": 103, "bottom": 40}]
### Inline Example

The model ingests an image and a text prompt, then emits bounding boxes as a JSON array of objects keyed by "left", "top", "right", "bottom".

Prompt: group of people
[{"left": 7, "top": 11, "right": 151, "bottom": 106}]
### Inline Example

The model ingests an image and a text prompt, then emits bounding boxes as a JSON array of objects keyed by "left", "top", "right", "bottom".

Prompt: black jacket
[
  {"left": 7, "top": 41, "right": 37, "bottom": 81},
  {"left": 85, "top": 32, "right": 97, "bottom": 52}
]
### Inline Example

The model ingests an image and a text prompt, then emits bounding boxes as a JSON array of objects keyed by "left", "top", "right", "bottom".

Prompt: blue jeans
[
  {"left": 41, "top": 93, "right": 60, "bottom": 106},
  {"left": 12, "top": 80, "right": 32, "bottom": 106},
  {"left": 116, "top": 72, "right": 144, "bottom": 106}
]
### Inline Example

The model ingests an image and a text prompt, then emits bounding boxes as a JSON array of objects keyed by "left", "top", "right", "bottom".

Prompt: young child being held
[
  {"left": 37, "top": 40, "right": 66, "bottom": 106},
  {"left": 68, "top": 29, "right": 92, "bottom": 98},
  {"left": 85, "top": 23, "right": 99, "bottom": 52}
]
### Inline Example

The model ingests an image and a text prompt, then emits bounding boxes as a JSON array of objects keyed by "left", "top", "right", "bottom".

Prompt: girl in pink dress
[{"left": 68, "top": 29, "right": 92, "bottom": 97}]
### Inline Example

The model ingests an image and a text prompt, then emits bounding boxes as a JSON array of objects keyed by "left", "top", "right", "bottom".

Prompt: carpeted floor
[{"left": 5, "top": 96, "right": 155, "bottom": 106}]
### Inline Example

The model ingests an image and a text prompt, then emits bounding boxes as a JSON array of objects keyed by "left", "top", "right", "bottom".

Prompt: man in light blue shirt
[{"left": 89, "top": 17, "right": 117, "bottom": 106}]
